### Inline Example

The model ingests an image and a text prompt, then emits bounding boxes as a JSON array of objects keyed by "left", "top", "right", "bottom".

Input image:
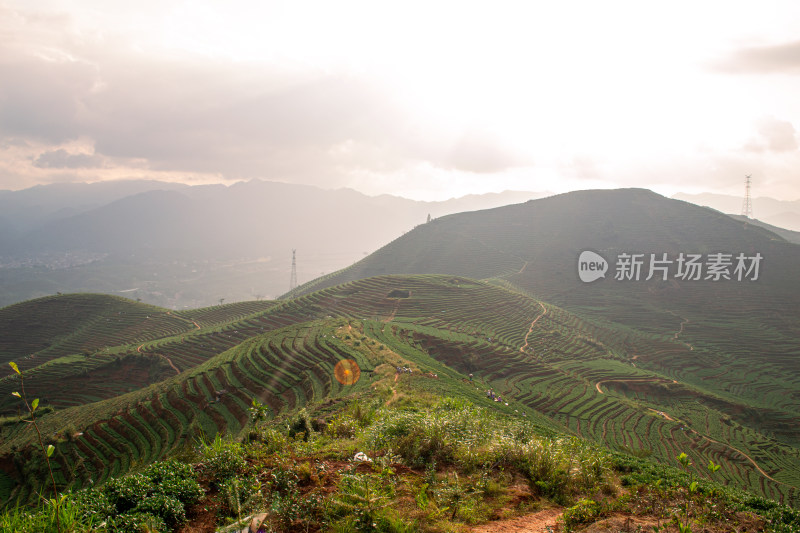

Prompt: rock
[{"left": 248, "top": 513, "right": 269, "bottom": 533}]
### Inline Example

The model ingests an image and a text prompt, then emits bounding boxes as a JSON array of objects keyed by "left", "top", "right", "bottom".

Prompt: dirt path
[
  {"left": 594, "top": 384, "right": 790, "bottom": 487},
  {"left": 699, "top": 435, "right": 788, "bottom": 486},
  {"left": 666, "top": 311, "right": 693, "bottom": 350},
  {"left": 519, "top": 303, "right": 547, "bottom": 354},
  {"left": 517, "top": 261, "right": 529, "bottom": 275},
  {"left": 595, "top": 377, "right": 668, "bottom": 395},
  {"left": 159, "top": 355, "right": 180, "bottom": 375},
  {"left": 648, "top": 408, "right": 675, "bottom": 421},
  {"left": 383, "top": 300, "right": 399, "bottom": 323},
  {"left": 471, "top": 508, "right": 562, "bottom": 532}
]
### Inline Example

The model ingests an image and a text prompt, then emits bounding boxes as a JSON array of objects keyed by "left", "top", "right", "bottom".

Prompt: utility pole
[
  {"left": 741, "top": 175, "right": 753, "bottom": 219},
  {"left": 289, "top": 249, "right": 298, "bottom": 291}
]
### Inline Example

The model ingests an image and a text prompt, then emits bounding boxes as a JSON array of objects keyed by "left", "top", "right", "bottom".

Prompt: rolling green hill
[
  {"left": 0, "top": 296, "right": 278, "bottom": 416},
  {"left": 289, "top": 189, "right": 800, "bottom": 477},
  {"left": 1, "top": 275, "right": 798, "bottom": 510},
  {"left": 1, "top": 188, "right": 799, "bottom": 524}
]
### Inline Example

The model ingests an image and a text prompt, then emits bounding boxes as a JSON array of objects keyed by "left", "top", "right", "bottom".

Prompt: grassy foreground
[{"left": 2, "top": 361, "right": 799, "bottom": 533}]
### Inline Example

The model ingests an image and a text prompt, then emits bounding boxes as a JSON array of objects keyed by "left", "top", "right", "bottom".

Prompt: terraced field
[
  {"left": 1, "top": 273, "right": 798, "bottom": 509},
  {"left": 0, "top": 320, "right": 375, "bottom": 503},
  {"left": 377, "top": 319, "right": 800, "bottom": 506},
  {"left": 0, "top": 298, "right": 279, "bottom": 413}
]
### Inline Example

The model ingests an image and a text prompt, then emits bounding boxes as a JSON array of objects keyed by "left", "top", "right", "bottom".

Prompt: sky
[{"left": 1, "top": 1, "right": 799, "bottom": 201}]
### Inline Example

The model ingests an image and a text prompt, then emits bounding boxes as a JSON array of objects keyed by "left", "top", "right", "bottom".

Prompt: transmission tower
[
  {"left": 741, "top": 175, "right": 753, "bottom": 219},
  {"left": 289, "top": 249, "right": 298, "bottom": 291}
]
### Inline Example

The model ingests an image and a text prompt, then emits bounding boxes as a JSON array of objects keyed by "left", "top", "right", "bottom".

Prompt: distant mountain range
[
  {"left": 673, "top": 192, "right": 800, "bottom": 232},
  {"left": 0, "top": 179, "right": 545, "bottom": 308}
]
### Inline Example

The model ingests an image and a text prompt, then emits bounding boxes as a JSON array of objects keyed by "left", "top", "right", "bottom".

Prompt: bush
[
  {"left": 562, "top": 498, "right": 601, "bottom": 531},
  {"left": 108, "top": 511, "right": 167, "bottom": 533},
  {"left": 134, "top": 493, "right": 186, "bottom": 527},
  {"left": 143, "top": 460, "right": 203, "bottom": 505},
  {"left": 249, "top": 426, "right": 289, "bottom": 453},
  {"left": 288, "top": 409, "right": 313, "bottom": 442},
  {"left": 104, "top": 473, "right": 151, "bottom": 513},
  {"left": 99, "top": 459, "right": 205, "bottom": 529},
  {"left": 73, "top": 488, "right": 115, "bottom": 522},
  {"left": 198, "top": 434, "right": 248, "bottom": 484}
]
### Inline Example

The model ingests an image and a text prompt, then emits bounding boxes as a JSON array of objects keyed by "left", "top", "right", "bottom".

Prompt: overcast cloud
[{"left": 2, "top": 1, "right": 800, "bottom": 200}]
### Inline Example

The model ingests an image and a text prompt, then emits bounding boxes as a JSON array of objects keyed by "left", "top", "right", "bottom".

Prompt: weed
[
  {"left": 8, "top": 361, "right": 62, "bottom": 532},
  {"left": 197, "top": 433, "right": 248, "bottom": 485}
]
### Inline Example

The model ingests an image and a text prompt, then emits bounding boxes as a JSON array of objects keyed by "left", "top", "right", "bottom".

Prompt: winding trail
[
  {"left": 699, "top": 434, "right": 787, "bottom": 486},
  {"left": 666, "top": 310, "right": 693, "bottom": 350},
  {"left": 595, "top": 377, "right": 671, "bottom": 395},
  {"left": 159, "top": 355, "right": 180, "bottom": 375},
  {"left": 594, "top": 382, "right": 790, "bottom": 487},
  {"left": 519, "top": 302, "right": 547, "bottom": 354}
]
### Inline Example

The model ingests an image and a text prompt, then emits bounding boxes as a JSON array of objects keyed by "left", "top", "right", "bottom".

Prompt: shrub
[
  {"left": 198, "top": 434, "right": 248, "bottom": 484},
  {"left": 331, "top": 473, "right": 394, "bottom": 530},
  {"left": 288, "top": 409, "right": 313, "bottom": 442},
  {"left": 104, "top": 473, "right": 151, "bottom": 513},
  {"left": 562, "top": 498, "right": 601, "bottom": 531},
  {"left": 108, "top": 511, "right": 167, "bottom": 533},
  {"left": 134, "top": 493, "right": 186, "bottom": 527},
  {"left": 249, "top": 426, "right": 290, "bottom": 453},
  {"left": 73, "top": 488, "right": 115, "bottom": 523},
  {"left": 143, "top": 460, "right": 203, "bottom": 505}
]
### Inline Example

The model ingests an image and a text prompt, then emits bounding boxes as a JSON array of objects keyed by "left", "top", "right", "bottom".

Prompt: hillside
[
  {"left": 0, "top": 295, "right": 278, "bottom": 415},
  {"left": 6, "top": 365, "right": 798, "bottom": 532},
  {"left": 291, "top": 189, "right": 800, "bottom": 434},
  {"left": 0, "top": 179, "right": 544, "bottom": 309},
  {"left": 1, "top": 275, "right": 799, "bottom": 512}
]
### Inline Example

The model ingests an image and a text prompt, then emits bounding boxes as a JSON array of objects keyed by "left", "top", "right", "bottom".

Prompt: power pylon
[
  {"left": 741, "top": 175, "right": 753, "bottom": 219},
  {"left": 289, "top": 249, "right": 298, "bottom": 291}
]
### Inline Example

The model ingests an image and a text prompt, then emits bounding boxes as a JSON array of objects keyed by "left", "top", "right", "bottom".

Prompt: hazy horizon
[{"left": 2, "top": 1, "right": 800, "bottom": 201}]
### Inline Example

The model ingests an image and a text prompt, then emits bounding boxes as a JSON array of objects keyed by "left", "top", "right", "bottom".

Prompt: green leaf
[
  {"left": 46, "top": 445, "right": 55, "bottom": 457},
  {"left": 11, "top": 391, "right": 21, "bottom": 398},
  {"left": 31, "top": 398, "right": 39, "bottom": 411},
  {"left": 9, "top": 362, "right": 20, "bottom": 375}
]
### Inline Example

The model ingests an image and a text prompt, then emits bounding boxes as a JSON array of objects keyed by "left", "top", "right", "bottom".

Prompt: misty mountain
[
  {"left": 0, "top": 179, "right": 546, "bottom": 308},
  {"left": 727, "top": 214, "right": 800, "bottom": 245},
  {"left": 0, "top": 180, "right": 190, "bottom": 235},
  {"left": 674, "top": 192, "right": 800, "bottom": 231},
  {"left": 295, "top": 188, "right": 800, "bottom": 341}
]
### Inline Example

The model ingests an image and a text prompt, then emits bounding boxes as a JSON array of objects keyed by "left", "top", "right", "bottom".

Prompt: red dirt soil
[{"left": 471, "top": 508, "right": 562, "bottom": 532}]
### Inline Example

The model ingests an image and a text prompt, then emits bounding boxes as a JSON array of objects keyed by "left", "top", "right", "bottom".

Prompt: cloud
[
  {"left": 444, "top": 131, "right": 530, "bottom": 174},
  {"left": 712, "top": 40, "right": 800, "bottom": 74},
  {"left": 743, "top": 116, "right": 798, "bottom": 153},
  {"left": 33, "top": 149, "right": 104, "bottom": 169}
]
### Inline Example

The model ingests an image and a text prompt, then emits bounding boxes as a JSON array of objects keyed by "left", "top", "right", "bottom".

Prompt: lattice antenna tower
[
  {"left": 741, "top": 175, "right": 753, "bottom": 219},
  {"left": 289, "top": 249, "right": 298, "bottom": 291}
]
